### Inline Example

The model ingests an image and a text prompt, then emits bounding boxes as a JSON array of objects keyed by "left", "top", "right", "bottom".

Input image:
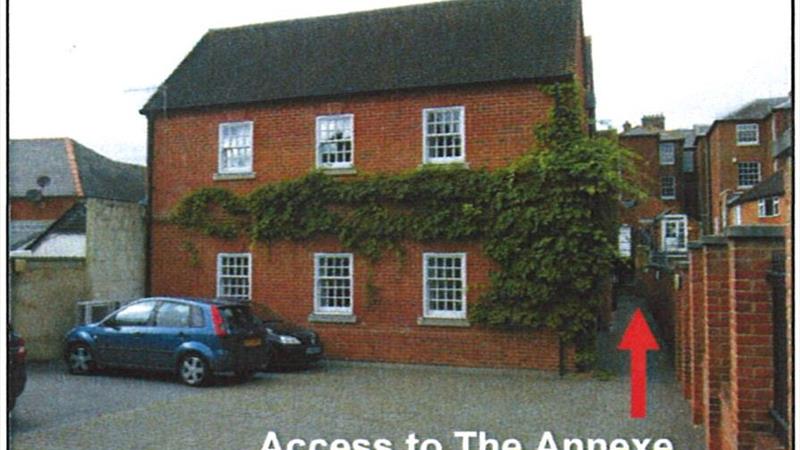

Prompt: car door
[
  {"left": 145, "top": 301, "right": 196, "bottom": 369},
  {"left": 95, "top": 300, "right": 157, "bottom": 367}
]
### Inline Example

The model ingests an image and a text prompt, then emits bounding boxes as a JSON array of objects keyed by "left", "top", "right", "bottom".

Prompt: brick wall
[
  {"left": 150, "top": 223, "right": 573, "bottom": 370},
  {"left": 10, "top": 197, "right": 77, "bottom": 221},
  {"left": 672, "top": 227, "right": 787, "bottom": 450},
  {"left": 150, "top": 81, "right": 553, "bottom": 218},
  {"left": 703, "top": 240, "right": 730, "bottom": 450},
  {"left": 723, "top": 234, "right": 783, "bottom": 449}
]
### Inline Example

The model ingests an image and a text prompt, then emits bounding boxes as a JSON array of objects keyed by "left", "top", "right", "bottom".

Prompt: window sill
[
  {"left": 308, "top": 313, "right": 357, "bottom": 324},
  {"left": 213, "top": 172, "right": 256, "bottom": 181},
  {"left": 417, "top": 317, "right": 470, "bottom": 327},
  {"left": 418, "top": 161, "right": 470, "bottom": 170},
  {"left": 320, "top": 167, "right": 357, "bottom": 176},
  {"left": 736, "top": 142, "right": 760, "bottom": 147}
]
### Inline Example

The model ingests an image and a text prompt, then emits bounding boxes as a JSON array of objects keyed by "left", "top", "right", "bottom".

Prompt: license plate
[
  {"left": 306, "top": 346, "right": 321, "bottom": 355},
  {"left": 244, "top": 337, "right": 262, "bottom": 347}
]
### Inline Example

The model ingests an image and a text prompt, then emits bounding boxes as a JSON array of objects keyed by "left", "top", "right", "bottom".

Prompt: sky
[{"left": 8, "top": 0, "right": 793, "bottom": 166}]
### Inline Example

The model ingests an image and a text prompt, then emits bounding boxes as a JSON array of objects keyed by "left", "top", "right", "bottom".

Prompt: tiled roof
[
  {"left": 722, "top": 97, "right": 790, "bottom": 121},
  {"left": 620, "top": 126, "right": 659, "bottom": 137},
  {"left": 659, "top": 129, "right": 692, "bottom": 142},
  {"left": 773, "top": 127, "right": 793, "bottom": 158},
  {"left": 9, "top": 220, "right": 53, "bottom": 250},
  {"left": 10, "top": 138, "right": 146, "bottom": 203},
  {"left": 731, "top": 172, "right": 784, "bottom": 205},
  {"left": 25, "top": 202, "right": 87, "bottom": 251},
  {"left": 142, "top": 0, "right": 583, "bottom": 113}
]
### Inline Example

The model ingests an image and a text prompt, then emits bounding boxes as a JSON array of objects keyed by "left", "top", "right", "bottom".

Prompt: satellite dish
[
  {"left": 25, "top": 189, "right": 43, "bottom": 203},
  {"left": 36, "top": 176, "right": 51, "bottom": 189}
]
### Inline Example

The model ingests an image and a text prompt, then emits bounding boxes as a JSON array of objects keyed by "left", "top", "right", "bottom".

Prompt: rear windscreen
[{"left": 219, "top": 306, "right": 257, "bottom": 332}]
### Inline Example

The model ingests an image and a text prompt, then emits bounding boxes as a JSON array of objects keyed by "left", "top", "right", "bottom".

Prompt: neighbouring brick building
[
  {"left": 618, "top": 116, "right": 707, "bottom": 264},
  {"left": 699, "top": 96, "right": 791, "bottom": 235},
  {"left": 628, "top": 95, "right": 793, "bottom": 449},
  {"left": 140, "top": 0, "right": 595, "bottom": 370}
]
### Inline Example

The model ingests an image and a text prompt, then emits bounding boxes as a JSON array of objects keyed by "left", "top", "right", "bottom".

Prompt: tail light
[
  {"left": 16, "top": 337, "right": 27, "bottom": 362},
  {"left": 211, "top": 306, "right": 227, "bottom": 337}
]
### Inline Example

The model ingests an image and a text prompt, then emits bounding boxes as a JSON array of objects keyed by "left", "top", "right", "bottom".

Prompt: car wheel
[
  {"left": 66, "top": 343, "right": 96, "bottom": 375},
  {"left": 178, "top": 353, "right": 210, "bottom": 387}
]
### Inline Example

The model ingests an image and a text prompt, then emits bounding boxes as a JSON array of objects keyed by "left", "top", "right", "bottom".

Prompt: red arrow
[{"left": 617, "top": 308, "right": 660, "bottom": 419}]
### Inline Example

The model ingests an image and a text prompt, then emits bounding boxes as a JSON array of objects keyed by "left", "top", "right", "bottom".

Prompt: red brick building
[
  {"left": 698, "top": 96, "right": 791, "bottom": 235},
  {"left": 140, "top": 0, "right": 595, "bottom": 370},
  {"left": 618, "top": 116, "right": 706, "bottom": 262}
]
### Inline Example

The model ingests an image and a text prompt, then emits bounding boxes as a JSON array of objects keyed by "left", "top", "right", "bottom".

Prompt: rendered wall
[
  {"left": 86, "top": 198, "right": 146, "bottom": 301},
  {"left": 10, "top": 258, "right": 89, "bottom": 360}
]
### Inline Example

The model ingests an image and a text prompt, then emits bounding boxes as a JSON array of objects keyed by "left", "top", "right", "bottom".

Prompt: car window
[
  {"left": 155, "top": 302, "right": 191, "bottom": 328},
  {"left": 218, "top": 305, "right": 256, "bottom": 332},
  {"left": 190, "top": 306, "right": 205, "bottom": 328},
  {"left": 114, "top": 301, "right": 156, "bottom": 326}
]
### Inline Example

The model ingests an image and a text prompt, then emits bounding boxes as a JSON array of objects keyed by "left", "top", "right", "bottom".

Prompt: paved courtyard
[{"left": 10, "top": 296, "right": 704, "bottom": 450}]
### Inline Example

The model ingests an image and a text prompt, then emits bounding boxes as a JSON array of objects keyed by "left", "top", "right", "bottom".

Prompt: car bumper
[
  {"left": 10, "top": 362, "right": 27, "bottom": 399},
  {"left": 211, "top": 346, "right": 270, "bottom": 373},
  {"left": 270, "top": 343, "right": 324, "bottom": 366}
]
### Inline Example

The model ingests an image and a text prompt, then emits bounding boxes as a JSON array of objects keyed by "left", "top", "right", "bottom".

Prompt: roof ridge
[
  {"left": 206, "top": 0, "right": 465, "bottom": 33},
  {"left": 63, "top": 138, "right": 85, "bottom": 197}
]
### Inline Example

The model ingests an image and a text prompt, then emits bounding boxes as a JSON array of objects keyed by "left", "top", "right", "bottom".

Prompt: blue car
[{"left": 64, "top": 297, "right": 270, "bottom": 386}]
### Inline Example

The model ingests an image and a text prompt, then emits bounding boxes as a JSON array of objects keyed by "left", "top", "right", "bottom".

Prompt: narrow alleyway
[{"left": 597, "top": 293, "right": 675, "bottom": 383}]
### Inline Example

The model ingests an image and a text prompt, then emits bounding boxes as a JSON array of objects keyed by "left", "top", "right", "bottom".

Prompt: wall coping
[
  {"left": 699, "top": 235, "right": 727, "bottom": 246},
  {"left": 725, "top": 225, "right": 784, "bottom": 239}
]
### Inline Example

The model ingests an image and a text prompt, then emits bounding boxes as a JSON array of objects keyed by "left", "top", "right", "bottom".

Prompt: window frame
[
  {"left": 737, "top": 161, "right": 761, "bottom": 189},
  {"left": 736, "top": 123, "right": 759, "bottom": 146},
  {"left": 216, "top": 253, "right": 252, "bottom": 300},
  {"left": 422, "top": 252, "right": 467, "bottom": 319},
  {"left": 316, "top": 114, "right": 355, "bottom": 169},
  {"left": 313, "top": 253, "right": 354, "bottom": 315},
  {"left": 660, "top": 175, "right": 676, "bottom": 200},
  {"left": 758, "top": 196, "right": 781, "bottom": 217},
  {"left": 658, "top": 142, "right": 676, "bottom": 166},
  {"left": 422, "top": 106, "right": 466, "bottom": 164},
  {"left": 218, "top": 121, "right": 254, "bottom": 175},
  {"left": 660, "top": 214, "right": 688, "bottom": 253}
]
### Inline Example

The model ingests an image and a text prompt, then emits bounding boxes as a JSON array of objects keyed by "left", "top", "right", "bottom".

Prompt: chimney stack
[
  {"left": 641, "top": 114, "right": 665, "bottom": 130},
  {"left": 622, "top": 121, "right": 632, "bottom": 132}
]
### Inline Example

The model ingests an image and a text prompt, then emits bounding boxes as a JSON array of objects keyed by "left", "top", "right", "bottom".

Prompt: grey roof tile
[
  {"left": 142, "top": 0, "right": 581, "bottom": 113},
  {"left": 722, "top": 97, "right": 790, "bottom": 121},
  {"left": 10, "top": 138, "right": 77, "bottom": 197},
  {"left": 731, "top": 171, "right": 784, "bottom": 205},
  {"left": 10, "top": 138, "right": 146, "bottom": 203},
  {"left": 9, "top": 220, "right": 53, "bottom": 250},
  {"left": 26, "top": 203, "right": 87, "bottom": 251}
]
